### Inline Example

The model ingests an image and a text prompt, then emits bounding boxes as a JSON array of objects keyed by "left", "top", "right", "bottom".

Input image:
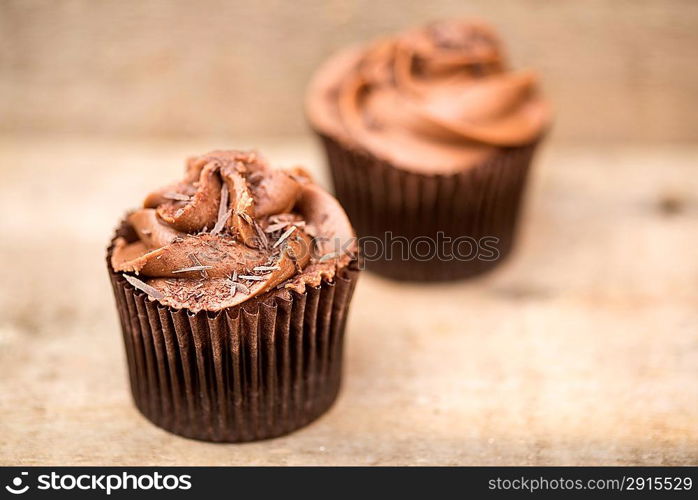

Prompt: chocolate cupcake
[
  {"left": 307, "top": 20, "right": 550, "bottom": 281},
  {"left": 107, "top": 150, "right": 359, "bottom": 442}
]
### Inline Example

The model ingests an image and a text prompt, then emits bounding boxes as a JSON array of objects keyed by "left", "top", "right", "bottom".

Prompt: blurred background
[
  {"left": 1, "top": 0, "right": 697, "bottom": 143},
  {"left": 1, "top": 1, "right": 697, "bottom": 466}
]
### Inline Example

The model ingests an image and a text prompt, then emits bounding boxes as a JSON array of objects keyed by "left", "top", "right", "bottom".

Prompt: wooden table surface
[{"left": 0, "top": 136, "right": 696, "bottom": 465}]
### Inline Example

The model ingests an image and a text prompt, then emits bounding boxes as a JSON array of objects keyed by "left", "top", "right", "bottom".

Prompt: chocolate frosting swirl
[
  {"left": 111, "top": 150, "right": 356, "bottom": 312},
  {"left": 307, "top": 20, "right": 551, "bottom": 173}
]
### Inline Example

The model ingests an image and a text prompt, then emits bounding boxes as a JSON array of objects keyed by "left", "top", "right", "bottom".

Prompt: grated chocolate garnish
[
  {"left": 247, "top": 172, "right": 264, "bottom": 184},
  {"left": 123, "top": 274, "right": 165, "bottom": 300},
  {"left": 227, "top": 272, "right": 238, "bottom": 297},
  {"left": 190, "top": 254, "right": 209, "bottom": 279},
  {"left": 272, "top": 225, "right": 296, "bottom": 249},
  {"left": 211, "top": 184, "right": 230, "bottom": 235},
  {"left": 163, "top": 192, "right": 192, "bottom": 202},
  {"left": 211, "top": 209, "right": 231, "bottom": 236},
  {"left": 319, "top": 252, "right": 340, "bottom": 263},
  {"left": 199, "top": 251, "right": 223, "bottom": 262},
  {"left": 234, "top": 282, "right": 250, "bottom": 295},
  {"left": 253, "top": 220, "right": 269, "bottom": 249},
  {"left": 285, "top": 245, "right": 303, "bottom": 273},
  {"left": 238, "top": 275, "right": 265, "bottom": 281},
  {"left": 237, "top": 211, "right": 253, "bottom": 225},
  {"left": 264, "top": 222, "right": 289, "bottom": 233},
  {"left": 253, "top": 265, "right": 280, "bottom": 272},
  {"left": 172, "top": 265, "right": 213, "bottom": 274}
]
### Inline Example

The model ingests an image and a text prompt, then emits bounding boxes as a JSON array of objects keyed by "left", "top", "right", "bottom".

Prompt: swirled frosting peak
[
  {"left": 307, "top": 20, "right": 551, "bottom": 173},
  {"left": 111, "top": 150, "right": 356, "bottom": 312}
]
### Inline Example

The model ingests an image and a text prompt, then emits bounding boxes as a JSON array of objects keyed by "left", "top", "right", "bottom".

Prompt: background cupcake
[
  {"left": 307, "top": 20, "right": 551, "bottom": 281},
  {"left": 107, "top": 150, "right": 359, "bottom": 442}
]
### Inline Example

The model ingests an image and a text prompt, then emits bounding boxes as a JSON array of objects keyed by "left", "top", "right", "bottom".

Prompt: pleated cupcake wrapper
[
  {"left": 107, "top": 237, "right": 359, "bottom": 442},
  {"left": 318, "top": 133, "right": 540, "bottom": 281}
]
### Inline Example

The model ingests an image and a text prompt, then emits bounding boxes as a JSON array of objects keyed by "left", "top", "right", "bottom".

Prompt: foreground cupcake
[
  {"left": 307, "top": 20, "right": 550, "bottom": 281},
  {"left": 107, "top": 150, "right": 358, "bottom": 442}
]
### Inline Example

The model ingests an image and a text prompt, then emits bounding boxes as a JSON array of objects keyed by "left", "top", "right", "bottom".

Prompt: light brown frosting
[
  {"left": 111, "top": 150, "right": 356, "bottom": 312},
  {"left": 306, "top": 20, "right": 551, "bottom": 173}
]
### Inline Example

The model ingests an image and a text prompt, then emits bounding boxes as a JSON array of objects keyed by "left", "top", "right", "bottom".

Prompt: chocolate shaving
[
  {"left": 172, "top": 265, "right": 213, "bottom": 274},
  {"left": 163, "top": 192, "right": 191, "bottom": 202},
  {"left": 189, "top": 254, "right": 209, "bottom": 279},
  {"left": 198, "top": 251, "right": 224, "bottom": 262},
  {"left": 211, "top": 184, "right": 231, "bottom": 235},
  {"left": 253, "top": 265, "right": 280, "bottom": 272},
  {"left": 237, "top": 211, "right": 253, "bottom": 225},
  {"left": 238, "top": 275, "right": 265, "bottom": 281},
  {"left": 247, "top": 172, "right": 264, "bottom": 184},
  {"left": 123, "top": 274, "right": 165, "bottom": 300},
  {"left": 264, "top": 222, "right": 289, "bottom": 233},
  {"left": 319, "top": 252, "right": 340, "bottom": 263},
  {"left": 272, "top": 225, "right": 296, "bottom": 249},
  {"left": 227, "top": 271, "right": 239, "bottom": 297},
  {"left": 285, "top": 245, "right": 303, "bottom": 273},
  {"left": 253, "top": 220, "right": 269, "bottom": 249},
  {"left": 234, "top": 282, "right": 250, "bottom": 295},
  {"left": 211, "top": 209, "right": 231, "bottom": 235}
]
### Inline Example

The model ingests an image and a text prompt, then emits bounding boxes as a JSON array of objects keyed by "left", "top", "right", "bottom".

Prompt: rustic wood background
[{"left": 1, "top": 0, "right": 697, "bottom": 143}]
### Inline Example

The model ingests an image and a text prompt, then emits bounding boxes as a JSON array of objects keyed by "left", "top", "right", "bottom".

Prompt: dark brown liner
[
  {"left": 107, "top": 228, "right": 359, "bottom": 442},
  {"left": 317, "top": 133, "right": 540, "bottom": 281}
]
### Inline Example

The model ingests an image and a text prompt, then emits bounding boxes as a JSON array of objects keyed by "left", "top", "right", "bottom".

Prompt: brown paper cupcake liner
[
  {"left": 318, "top": 133, "right": 539, "bottom": 281},
  {"left": 107, "top": 232, "right": 359, "bottom": 442}
]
